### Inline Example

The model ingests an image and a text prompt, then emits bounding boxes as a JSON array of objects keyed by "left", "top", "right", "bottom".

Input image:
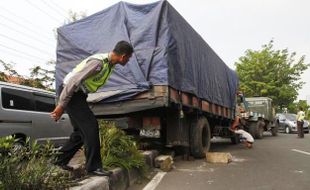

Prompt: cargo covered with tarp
[{"left": 55, "top": 0, "right": 238, "bottom": 109}]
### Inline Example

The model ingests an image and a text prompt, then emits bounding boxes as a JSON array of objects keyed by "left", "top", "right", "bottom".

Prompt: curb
[{"left": 69, "top": 150, "right": 159, "bottom": 190}]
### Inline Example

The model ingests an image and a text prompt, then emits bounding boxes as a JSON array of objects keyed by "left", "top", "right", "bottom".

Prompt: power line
[
  {"left": 25, "top": 0, "right": 61, "bottom": 24},
  {"left": 48, "top": 1, "right": 68, "bottom": 15},
  {"left": 41, "top": 0, "right": 69, "bottom": 19},
  {"left": 0, "top": 33, "right": 53, "bottom": 56},
  {"left": 0, "top": 50, "right": 46, "bottom": 64},
  {"left": 0, "top": 6, "right": 51, "bottom": 32},
  {"left": 0, "top": 43, "right": 51, "bottom": 62},
  {"left": 0, "top": 14, "right": 55, "bottom": 40},
  {"left": 1, "top": 22, "right": 55, "bottom": 47}
]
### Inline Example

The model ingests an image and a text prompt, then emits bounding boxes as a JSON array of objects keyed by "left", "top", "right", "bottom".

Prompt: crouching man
[{"left": 230, "top": 124, "right": 254, "bottom": 148}]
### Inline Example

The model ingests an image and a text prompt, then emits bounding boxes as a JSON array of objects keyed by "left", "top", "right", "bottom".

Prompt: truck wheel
[
  {"left": 231, "top": 134, "right": 240, "bottom": 144},
  {"left": 256, "top": 121, "right": 264, "bottom": 139},
  {"left": 248, "top": 122, "right": 258, "bottom": 139},
  {"left": 190, "top": 117, "right": 211, "bottom": 158},
  {"left": 271, "top": 123, "right": 279, "bottom": 136}
]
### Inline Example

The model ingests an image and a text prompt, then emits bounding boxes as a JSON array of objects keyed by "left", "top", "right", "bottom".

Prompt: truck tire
[
  {"left": 256, "top": 121, "right": 265, "bottom": 139},
  {"left": 271, "top": 122, "right": 279, "bottom": 136},
  {"left": 231, "top": 134, "right": 240, "bottom": 144},
  {"left": 248, "top": 122, "right": 258, "bottom": 139},
  {"left": 190, "top": 117, "right": 211, "bottom": 158},
  {"left": 248, "top": 121, "right": 264, "bottom": 139}
]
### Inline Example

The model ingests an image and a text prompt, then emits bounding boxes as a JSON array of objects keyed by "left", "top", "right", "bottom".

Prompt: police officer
[
  {"left": 50, "top": 41, "right": 133, "bottom": 176},
  {"left": 296, "top": 107, "right": 305, "bottom": 138}
]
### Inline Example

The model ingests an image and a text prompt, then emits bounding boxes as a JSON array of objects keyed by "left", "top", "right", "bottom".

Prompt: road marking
[
  {"left": 291, "top": 149, "right": 310, "bottom": 156},
  {"left": 143, "top": 171, "right": 167, "bottom": 190}
]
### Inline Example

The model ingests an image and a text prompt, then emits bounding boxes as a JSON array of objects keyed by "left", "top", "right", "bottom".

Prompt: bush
[
  {"left": 99, "top": 120, "right": 146, "bottom": 172},
  {"left": 0, "top": 137, "right": 72, "bottom": 190}
]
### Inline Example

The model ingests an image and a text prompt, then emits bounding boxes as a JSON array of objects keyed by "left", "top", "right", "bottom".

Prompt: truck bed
[{"left": 90, "top": 85, "right": 234, "bottom": 120}]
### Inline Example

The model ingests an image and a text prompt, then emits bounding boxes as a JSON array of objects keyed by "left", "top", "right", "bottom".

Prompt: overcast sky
[{"left": 0, "top": 0, "right": 309, "bottom": 100}]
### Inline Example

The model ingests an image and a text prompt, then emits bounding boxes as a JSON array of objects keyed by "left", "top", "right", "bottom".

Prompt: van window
[
  {"left": 34, "top": 94, "right": 55, "bottom": 112},
  {"left": 1, "top": 87, "right": 34, "bottom": 111}
]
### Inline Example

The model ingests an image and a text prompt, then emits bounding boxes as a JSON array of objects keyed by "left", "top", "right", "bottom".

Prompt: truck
[
  {"left": 55, "top": 0, "right": 239, "bottom": 158},
  {"left": 238, "top": 96, "right": 278, "bottom": 139}
]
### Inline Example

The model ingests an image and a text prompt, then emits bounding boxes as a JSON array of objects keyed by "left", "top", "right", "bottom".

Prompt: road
[{"left": 132, "top": 133, "right": 310, "bottom": 190}]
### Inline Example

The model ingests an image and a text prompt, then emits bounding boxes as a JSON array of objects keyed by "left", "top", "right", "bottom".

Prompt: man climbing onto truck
[{"left": 50, "top": 41, "right": 134, "bottom": 176}]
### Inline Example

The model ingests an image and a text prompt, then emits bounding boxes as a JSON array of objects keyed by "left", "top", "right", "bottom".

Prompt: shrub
[
  {"left": 0, "top": 137, "right": 72, "bottom": 190},
  {"left": 99, "top": 120, "right": 146, "bottom": 172}
]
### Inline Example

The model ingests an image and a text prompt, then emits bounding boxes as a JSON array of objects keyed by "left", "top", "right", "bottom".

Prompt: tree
[
  {"left": 26, "top": 60, "right": 56, "bottom": 91},
  {"left": 287, "top": 100, "right": 309, "bottom": 113},
  {"left": 235, "top": 40, "right": 309, "bottom": 110},
  {"left": 0, "top": 59, "right": 50, "bottom": 90}
]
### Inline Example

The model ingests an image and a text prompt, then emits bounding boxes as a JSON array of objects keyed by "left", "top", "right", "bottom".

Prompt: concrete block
[
  {"left": 155, "top": 155, "right": 174, "bottom": 172},
  {"left": 70, "top": 176, "right": 109, "bottom": 190},
  {"left": 206, "top": 152, "right": 233, "bottom": 164},
  {"left": 128, "top": 167, "right": 141, "bottom": 186},
  {"left": 142, "top": 150, "right": 159, "bottom": 168},
  {"left": 109, "top": 168, "right": 129, "bottom": 190}
]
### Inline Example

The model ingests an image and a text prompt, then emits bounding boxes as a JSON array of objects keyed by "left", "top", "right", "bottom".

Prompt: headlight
[{"left": 289, "top": 121, "right": 296, "bottom": 127}]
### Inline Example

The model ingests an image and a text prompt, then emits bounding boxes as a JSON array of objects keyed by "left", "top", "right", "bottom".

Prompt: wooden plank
[
  {"left": 181, "top": 93, "right": 192, "bottom": 106},
  {"left": 212, "top": 104, "right": 217, "bottom": 114},
  {"left": 192, "top": 96, "right": 200, "bottom": 108},
  {"left": 134, "top": 85, "right": 168, "bottom": 99},
  {"left": 202, "top": 100, "right": 210, "bottom": 112},
  {"left": 169, "top": 87, "right": 179, "bottom": 103}
]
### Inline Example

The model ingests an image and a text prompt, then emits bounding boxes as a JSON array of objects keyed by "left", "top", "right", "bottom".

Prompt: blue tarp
[{"left": 56, "top": 0, "right": 239, "bottom": 109}]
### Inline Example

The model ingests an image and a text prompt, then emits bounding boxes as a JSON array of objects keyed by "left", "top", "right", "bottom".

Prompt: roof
[{"left": 0, "top": 81, "right": 54, "bottom": 95}]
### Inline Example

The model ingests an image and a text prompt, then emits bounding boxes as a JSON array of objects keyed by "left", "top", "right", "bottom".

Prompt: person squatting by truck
[{"left": 230, "top": 91, "right": 254, "bottom": 148}]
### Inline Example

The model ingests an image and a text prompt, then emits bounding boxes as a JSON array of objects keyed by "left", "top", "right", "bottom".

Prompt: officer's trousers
[
  {"left": 55, "top": 91, "right": 102, "bottom": 172},
  {"left": 297, "top": 121, "right": 304, "bottom": 138}
]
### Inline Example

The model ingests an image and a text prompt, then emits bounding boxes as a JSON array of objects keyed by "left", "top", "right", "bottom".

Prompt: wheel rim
[{"left": 285, "top": 127, "right": 290, "bottom": 134}]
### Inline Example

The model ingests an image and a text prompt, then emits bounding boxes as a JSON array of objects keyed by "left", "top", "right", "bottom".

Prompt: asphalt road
[{"left": 133, "top": 132, "right": 310, "bottom": 190}]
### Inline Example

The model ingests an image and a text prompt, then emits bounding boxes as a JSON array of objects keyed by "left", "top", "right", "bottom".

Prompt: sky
[{"left": 0, "top": 0, "right": 309, "bottom": 100}]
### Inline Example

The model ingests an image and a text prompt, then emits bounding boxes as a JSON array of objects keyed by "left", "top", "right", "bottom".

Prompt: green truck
[{"left": 240, "top": 97, "right": 278, "bottom": 139}]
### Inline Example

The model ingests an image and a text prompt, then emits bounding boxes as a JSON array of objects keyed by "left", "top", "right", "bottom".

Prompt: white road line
[
  {"left": 291, "top": 149, "right": 310, "bottom": 156},
  {"left": 143, "top": 171, "right": 167, "bottom": 190}
]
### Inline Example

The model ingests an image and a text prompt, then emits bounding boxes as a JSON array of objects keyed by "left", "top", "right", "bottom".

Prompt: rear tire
[
  {"left": 271, "top": 122, "right": 279, "bottom": 136},
  {"left": 190, "top": 117, "right": 211, "bottom": 158}
]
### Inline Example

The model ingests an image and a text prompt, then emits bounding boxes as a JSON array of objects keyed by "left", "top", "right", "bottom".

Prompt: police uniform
[
  {"left": 55, "top": 53, "right": 114, "bottom": 172},
  {"left": 297, "top": 110, "right": 305, "bottom": 138}
]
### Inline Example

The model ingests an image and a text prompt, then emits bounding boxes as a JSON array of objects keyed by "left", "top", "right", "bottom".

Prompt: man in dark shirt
[{"left": 50, "top": 41, "right": 133, "bottom": 176}]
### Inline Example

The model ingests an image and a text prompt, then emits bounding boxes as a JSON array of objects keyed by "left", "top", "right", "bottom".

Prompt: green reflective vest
[{"left": 69, "top": 53, "right": 115, "bottom": 93}]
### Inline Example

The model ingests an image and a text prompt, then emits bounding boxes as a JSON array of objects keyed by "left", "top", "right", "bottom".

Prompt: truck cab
[{"left": 237, "top": 96, "right": 278, "bottom": 139}]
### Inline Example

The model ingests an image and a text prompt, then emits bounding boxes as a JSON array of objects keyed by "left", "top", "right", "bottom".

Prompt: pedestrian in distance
[
  {"left": 50, "top": 41, "right": 134, "bottom": 176},
  {"left": 296, "top": 107, "right": 305, "bottom": 138}
]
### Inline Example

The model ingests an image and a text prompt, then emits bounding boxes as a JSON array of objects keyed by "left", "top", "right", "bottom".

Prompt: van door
[
  {"left": 0, "top": 87, "right": 34, "bottom": 138},
  {"left": 32, "top": 92, "right": 72, "bottom": 145}
]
